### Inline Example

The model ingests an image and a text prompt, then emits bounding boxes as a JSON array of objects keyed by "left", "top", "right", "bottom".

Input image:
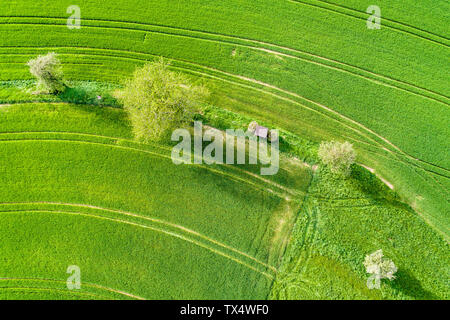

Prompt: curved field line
[
  {"left": 0, "top": 137, "right": 292, "bottom": 199},
  {"left": 0, "top": 44, "right": 444, "bottom": 158},
  {"left": 2, "top": 46, "right": 448, "bottom": 197},
  {"left": 0, "top": 209, "right": 275, "bottom": 279},
  {"left": 2, "top": 47, "right": 448, "bottom": 198},
  {"left": 2, "top": 18, "right": 448, "bottom": 105},
  {"left": 346, "top": 133, "right": 450, "bottom": 181},
  {"left": 357, "top": 147, "right": 450, "bottom": 199},
  {"left": 47, "top": 46, "right": 450, "bottom": 171},
  {"left": 2, "top": 46, "right": 448, "bottom": 177},
  {"left": 10, "top": 18, "right": 450, "bottom": 103},
  {"left": 342, "top": 133, "right": 450, "bottom": 178},
  {"left": 293, "top": 203, "right": 319, "bottom": 276},
  {"left": 0, "top": 202, "right": 276, "bottom": 272},
  {"left": 0, "top": 130, "right": 302, "bottom": 197},
  {"left": 313, "top": 0, "right": 450, "bottom": 42},
  {"left": 172, "top": 64, "right": 450, "bottom": 191},
  {"left": 289, "top": 0, "right": 450, "bottom": 47},
  {"left": 170, "top": 65, "right": 450, "bottom": 182},
  {"left": 0, "top": 286, "right": 107, "bottom": 299},
  {"left": 194, "top": 65, "right": 445, "bottom": 163},
  {"left": 0, "top": 277, "right": 145, "bottom": 300},
  {"left": 361, "top": 146, "right": 450, "bottom": 183}
]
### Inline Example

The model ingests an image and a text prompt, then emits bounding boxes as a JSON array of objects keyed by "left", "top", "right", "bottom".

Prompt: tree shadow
[
  {"left": 56, "top": 85, "right": 120, "bottom": 108},
  {"left": 350, "top": 165, "right": 408, "bottom": 208},
  {"left": 52, "top": 85, "right": 131, "bottom": 130},
  {"left": 390, "top": 269, "right": 440, "bottom": 300}
]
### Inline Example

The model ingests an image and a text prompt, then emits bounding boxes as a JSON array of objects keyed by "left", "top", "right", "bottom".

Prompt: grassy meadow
[
  {"left": 0, "top": 0, "right": 448, "bottom": 299},
  {"left": 0, "top": 103, "right": 312, "bottom": 299}
]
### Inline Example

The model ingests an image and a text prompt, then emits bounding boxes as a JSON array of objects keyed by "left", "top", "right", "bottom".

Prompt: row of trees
[
  {"left": 28, "top": 53, "right": 356, "bottom": 179},
  {"left": 26, "top": 53, "right": 358, "bottom": 180}
]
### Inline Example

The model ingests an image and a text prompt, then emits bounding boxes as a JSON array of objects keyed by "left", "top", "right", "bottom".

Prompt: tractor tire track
[
  {"left": 0, "top": 286, "right": 107, "bottom": 299},
  {"left": 0, "top": 277, "right": 140, "bottom": 300},
  {"left": 0, "top": 208, "right": 275, "bottom": 279},
  {"left": 1, "top": 17, "right": 448, "bottom": 105},
  {"left": 0, "top": 130, "right": 301, "bottom": 197},
  {"left": 2, "top": 47, "right": 448, "bottom": 196},
  {"left": 289, "top": 0, "right": 450, "bottom": 47},
  {"left": 313, "top": 0, "right": 450, "bottom": 42},
  {"left": 0, "top": 202, "right": 276, "bottom": 272},
  {"left": 0, "top": 137, "right": 293, "bottom": 199},
  {"left": 2, "top": 48, "right": 448, "bottom": 201}
]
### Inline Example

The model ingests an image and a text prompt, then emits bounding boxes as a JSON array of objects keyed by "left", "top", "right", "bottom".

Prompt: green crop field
[{"left": 0, "top": 0, "right": 448, "bottom": 300}]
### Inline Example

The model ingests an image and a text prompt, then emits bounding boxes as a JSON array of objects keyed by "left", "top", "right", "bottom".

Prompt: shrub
[
  {"left": 117, "top": 59, "right": 208, "bottom": 142},
  {"left": 364, "top": 249, "right": 398, "bottom": 280},
  {"left": 27, "top": 52, "right": 65, "bottom": 94},
  {"left": 318, "top": 140, "right": 356, "bottom": 176}
]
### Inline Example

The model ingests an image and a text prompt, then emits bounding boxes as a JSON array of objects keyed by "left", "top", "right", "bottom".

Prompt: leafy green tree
[
  {"left": 318, "top": 141, "right": 356, "bottom": 176},
  {"left": 117, "top": 59, "right": 208, "bottom": 142},
  {"left": 27, "top": 52, "right": 65, "bottom": 94},
  {"left": 364, "top": 249, "right": 397, "bottom": 281}
]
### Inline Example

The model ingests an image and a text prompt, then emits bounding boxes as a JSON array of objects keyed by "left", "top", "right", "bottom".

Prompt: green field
[
  {"left": 0, "top": 103, "right": 312, "bottom": 299},
  {"left": 0, "top": 0, "right": 448, "bottom": 300}
]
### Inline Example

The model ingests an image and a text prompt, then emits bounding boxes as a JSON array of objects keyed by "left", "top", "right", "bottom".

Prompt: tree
[
  {"left": 364, "top": 249, "right": 397, "bottom": 286},
  {"left": 27, "top": 52, "right": 65, "bottom": 94},
  {"left": 318, "top": 140, "right": 356, "bottom": 176},
  {"left": 117, "top": 59, "right": 208, "bottom": 142}
]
